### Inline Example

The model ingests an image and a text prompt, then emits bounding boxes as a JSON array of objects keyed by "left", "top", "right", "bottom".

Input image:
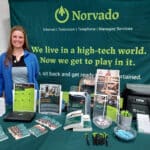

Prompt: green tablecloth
[{"left": 0, "top": 111, "right": 150, "bottom": 150}]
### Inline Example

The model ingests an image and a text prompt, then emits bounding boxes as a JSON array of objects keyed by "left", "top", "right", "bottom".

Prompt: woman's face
[{"left": 11, "top": 30, "right": 24, "bottom": 49}]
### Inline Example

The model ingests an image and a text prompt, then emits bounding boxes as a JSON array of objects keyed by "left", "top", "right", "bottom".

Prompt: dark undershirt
[{"left": 12, "top": 55, "right": 26, "bottom": 67}]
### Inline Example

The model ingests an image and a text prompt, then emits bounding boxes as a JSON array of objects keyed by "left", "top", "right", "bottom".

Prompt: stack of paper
[
  {"left": 137, "top": 113, "right": 150, "bottom": 134},
  {"left": 0, "top": 97, "right": 6, "bottom": 116}
]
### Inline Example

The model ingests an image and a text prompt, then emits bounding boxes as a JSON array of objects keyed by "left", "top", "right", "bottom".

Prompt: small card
[
  {"left": 137, "top": 113, "right": 150, "bottom": 134},
  {"left": 35, "top": 116, "right": 62, "bottom": 131},
  {"left": 8, "top": 123, "right": 30, "bottom": 140},
  {"left": 29, "top": 124, "right": 48, "bottom": 137},
  {"left": 0, "top": 125, "right": 8, "bottom": 142}
]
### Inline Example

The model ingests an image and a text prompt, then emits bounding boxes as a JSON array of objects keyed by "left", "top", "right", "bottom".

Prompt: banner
[{"left": 8, "top": 0, "right": 150, "bottom": 93}]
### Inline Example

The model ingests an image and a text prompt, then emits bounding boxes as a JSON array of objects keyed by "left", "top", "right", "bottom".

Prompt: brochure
[
  {"left": 29, "top": 124, "right": 48, "bottom": 137},
  {"left": 8, "top": 123, "right": 30, "bottom": 140},
  {"left": 68, "top": 91, "right": 91, "bottom": 115},
  {"left": 13, "top": 83, "right": 36, "bottom": 112},
  {"left": 63, "top": 110, "right": 83, "bottom": 130},
  {"left": 0, "top": 125, "right": 8, "bottom": 142},
  {"left": 73, "top": 114, "right": 92, "bottom": 132},
  {"left": 39, "top": 84, "right": 62, "bottom": 115},
  {"left": 35, "top": 116, "right": 62, "bottom": 131}
]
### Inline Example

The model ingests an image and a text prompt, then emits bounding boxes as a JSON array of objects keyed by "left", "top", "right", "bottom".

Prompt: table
[{"left": 0, "top": 111, "right": 150, "bottom": 150}]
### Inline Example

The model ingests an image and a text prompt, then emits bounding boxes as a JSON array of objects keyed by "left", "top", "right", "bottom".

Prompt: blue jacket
[{"left": 0, "top": 50, "right": 39, "bottom": 105}]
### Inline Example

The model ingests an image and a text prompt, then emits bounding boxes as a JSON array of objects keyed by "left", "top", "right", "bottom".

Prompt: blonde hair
[{"left": 4, "top": 25, "right": 29, "bottom": 66}]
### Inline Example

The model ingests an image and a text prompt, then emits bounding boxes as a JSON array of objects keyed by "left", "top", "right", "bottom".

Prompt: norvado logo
[
  {"left": 55, "top": 6, "right": 69, "bottom": 23},
  {"left": 55, "top": 6, "right": 119, "bottom": 24}
]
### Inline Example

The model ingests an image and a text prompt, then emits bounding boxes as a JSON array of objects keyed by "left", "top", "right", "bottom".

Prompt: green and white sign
[{"left": 9, "top": 0, "right": 150, "bottom": 93}]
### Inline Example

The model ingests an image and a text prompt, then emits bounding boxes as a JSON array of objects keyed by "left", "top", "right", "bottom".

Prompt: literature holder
[
  {"left": 39, "top": 84, "right": 62, "bottom": 115},
  {"left": 94, "top": 69, "right": 120, "bottom": 122},
  {"left": 13, "top": 83, "right": 36, "bottom": 112},
  {"left": 93, "top": 95, "right": 112, "bottom": 129},
  {"left": 68, "top": 91, "right": 91, "bottom": 115},
  {"left": 3, "top": 83, "right": 36, "bottom": 122},
  {"left": 79, "top": 76, "right": 95, "bottom": 94}
]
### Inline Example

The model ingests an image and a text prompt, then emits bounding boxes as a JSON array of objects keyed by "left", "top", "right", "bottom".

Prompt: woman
[{"left": 0, "top": 25, "right": 39, "bottom": 105}]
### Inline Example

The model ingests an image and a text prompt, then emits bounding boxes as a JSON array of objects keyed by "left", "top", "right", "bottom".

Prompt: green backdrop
[{"left": 8, "top": 0, "right": 150, "bottom": 93}]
